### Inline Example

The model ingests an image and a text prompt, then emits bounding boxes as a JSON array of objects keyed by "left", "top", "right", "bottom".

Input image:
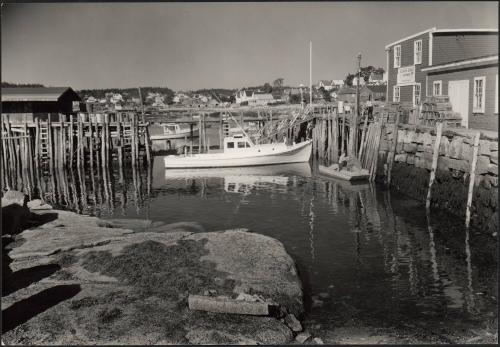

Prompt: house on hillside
[
  {"left": 318, "top": 80, "right": 334, "bottom": 91},
  {"left": 365, "top": 85, "right": 387, "bottom": 101},
  {"left": 235, "top": 90, "right": 274, "bottom": 106},
  {"left": 1, "top": 87, "right": 81, "bottom": 122},
  {"left": 368, "top": 72, "right": 385, "bottom": 85},
  {"left": 385, "top": 27, "right": 498, "bottom": 130}
]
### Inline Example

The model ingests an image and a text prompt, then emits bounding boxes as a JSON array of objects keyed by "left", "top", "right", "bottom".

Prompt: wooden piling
[
  {"left": 386, "top": 110, "right": 401, "bottom": 186},
  {"left": 425, "top": 122, "right": 443, "bottom": 210},
  {"left": 76, "top": 119, "right": 82, "bottom": 169},
  {"left": 69, "top": 115, "right": 74, "bottom": 168},
  {"left": 144, "top": 124, "right": 151, "bottom": 165},
  {"left": 465, "top": 132, "right": 481, "bottom": 229}
]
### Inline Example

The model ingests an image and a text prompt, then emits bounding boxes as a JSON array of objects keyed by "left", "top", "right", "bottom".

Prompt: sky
[{"left": 1, "top": 2, "right": 498, "bottom": 91}]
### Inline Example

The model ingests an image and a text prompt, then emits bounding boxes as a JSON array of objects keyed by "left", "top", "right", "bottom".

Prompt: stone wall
[{"left": 375, "top": 124, "right": 498, "bottom": 234}]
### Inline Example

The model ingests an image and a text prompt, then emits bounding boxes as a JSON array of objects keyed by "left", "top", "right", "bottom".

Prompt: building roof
[
  {"left": 385, "top": 27, "right": 497, "bottom": 49},
  {"left": 252, "top": 93, "right": 274, "bottom": 100},
  {"left": 245, "top": 90, "right": 254, "bottom": 97},
  {"left": 365, "top": 85, "right": 387, "bottom": 93},
  {"left": 319, "top": 80, "right": 333, "bottom": 85},
  {"left": 337, "top": 87, "right": 356, "bottom": 95},
  {"left": 1, "top": 87, "right": 80, "bottom": 102},
  {"left": 421, "top": 54, "right": 498, "bottom": 72}
]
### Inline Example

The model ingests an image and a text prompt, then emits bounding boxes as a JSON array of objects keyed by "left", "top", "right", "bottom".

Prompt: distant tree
[
  {"left": 320, "top": 87, "right": 331, "bottom": 102},
  {"left": 273, "top": 78, "right": 284, "bottom": 89},
  {"left": 289, "top": 93, "right": 301, "bottom": 104},
  {"left": 344, "top": 73, "right": 355, "bottom": 87},
  {"left": 262, "top": 83, "right": 273, "bottom": 93},
  {"left": 2, "top": 82, "right": 45, "bottom": 88}
]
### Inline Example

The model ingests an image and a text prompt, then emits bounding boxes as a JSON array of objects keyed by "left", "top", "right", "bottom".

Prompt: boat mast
[{"left": 309, "top": 41, "right": 313, "bottom": 105}]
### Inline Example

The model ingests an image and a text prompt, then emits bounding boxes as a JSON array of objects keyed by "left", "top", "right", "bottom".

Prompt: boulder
[
  {"left": 404, "top": 143, "right": 417, "bottom": 153},
  {"left": 476, "top": 155, "right": 491, "bottom": 175},
  {"left": 438, "top": 137, "right": 449, "bottom": 156},
  {"left": 1, "top": 190, "right": 28, "bottom": 208},
  {"left": 479, "top": 140, "right": 491, "bottom": 156},
  {"left": 284, "top": 314, "right": 302, "bottom": 332},
  {"left": 296, "top": 332, "right": 311, "bottom": 343},
  {"left": 2, "top": 211, "right": 303, "bottom": 345}
]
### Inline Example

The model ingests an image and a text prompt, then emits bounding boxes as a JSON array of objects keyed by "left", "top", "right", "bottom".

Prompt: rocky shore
[{"left": 2, "top": 191, "right": 306, "bottom": 345}]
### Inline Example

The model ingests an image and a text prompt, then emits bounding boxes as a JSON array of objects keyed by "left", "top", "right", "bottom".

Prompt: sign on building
[{"left": 397, "top": 66, "right": 415, "bottom": 85}]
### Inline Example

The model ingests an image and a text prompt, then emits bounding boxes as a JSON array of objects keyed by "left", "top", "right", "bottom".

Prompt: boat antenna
[{"left": 229, "top": 113, "right": 255, "bottom": 146}]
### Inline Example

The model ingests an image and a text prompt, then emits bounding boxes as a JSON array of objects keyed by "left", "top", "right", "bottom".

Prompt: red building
[{"left": 385, "top": 28, "right": 498, "bottom": 130}]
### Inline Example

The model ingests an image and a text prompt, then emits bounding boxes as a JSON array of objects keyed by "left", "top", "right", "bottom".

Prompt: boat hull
[
  {"left": 150, "top": 129, "right": 199, "bottom": 140},
  {"left": 318, "top": 165, "right": 369, "bottom": 181},
  {"left": 164, "top": 140, "right": 312, "bottom": 168}
]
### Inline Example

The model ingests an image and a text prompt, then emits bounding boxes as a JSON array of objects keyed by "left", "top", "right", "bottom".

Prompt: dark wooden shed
[{"left": 1, "top": 87, "right": 82, "bottom": 123}]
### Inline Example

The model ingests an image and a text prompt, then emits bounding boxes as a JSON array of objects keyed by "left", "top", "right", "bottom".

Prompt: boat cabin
[{"left": 223, "top": 134, "right": 254, "bottom": 150}]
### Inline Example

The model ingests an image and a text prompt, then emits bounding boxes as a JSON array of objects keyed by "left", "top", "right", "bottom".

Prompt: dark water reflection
[{"left": 26, "top": 157, "right": 498, "bottom": 334}]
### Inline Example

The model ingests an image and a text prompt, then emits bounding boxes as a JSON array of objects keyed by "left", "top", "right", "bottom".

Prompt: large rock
[
  {"left": 2, "top": 211, "right": 302, "bottom": 345},
  {"left": 2, "top": 190, "right": 28, "bottom": 208}
]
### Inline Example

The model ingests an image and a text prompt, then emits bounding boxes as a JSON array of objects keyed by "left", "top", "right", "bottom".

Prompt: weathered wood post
[
  {"left": 69, "top": 115, "right": 74, "bottom": 168},
  {"left": 425, "top": 122, "right": 443, "bottom": 209},
  {"left": 386, "top": 110, "right": 401, "bottom": 186},
  {"left": 144, "top": 123, "right": 151, "bottom": 165},
  {"left": 465, "top": 132, "right": 481, "bottom": 229}
]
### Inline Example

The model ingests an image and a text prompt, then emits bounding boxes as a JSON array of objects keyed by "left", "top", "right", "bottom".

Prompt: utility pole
[
  {"left": 309, "top": 41, "right": 313, "bottom": 105},
  {"left": 349, "top": 53, "right": 362, "bottom": 157},
  {"left": 138, "top": 87, "right": 145, "bottom": 123}
]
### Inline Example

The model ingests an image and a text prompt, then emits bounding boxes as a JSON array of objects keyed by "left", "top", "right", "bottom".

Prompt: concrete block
[
  {"left": 404, "top": 143, "right": 417, "bottom": 153},
  {"left": 422, "top": 132, "right": 433, "bottom": 147},
  {"left": 449, "top": 137, "right": 463, "bottom": 159},
  {"left": 487, "top": 164, "right": 498, "bottom": 176},
  {"left": 406, "top": 154, "right": 415, "bottom": 165},
  {"left": 438, "top": 157, "right": 469, "bottom": 172},
  {"left": 490, "top": 153, "right": 498, "bottom": 165},
  {"left": 479, "top": 140, "right": 491, "bottom": 156},
  {"left": 475, "top": 155, "right": 491, "bottom": 175},
  {"left": 395, "top": 153, "right": 407, "bottom": 162},
  {"left": 188, "top": 295, "right": 270, "bottom": 316},
  {"left": 490, "top": 141, "right": 498, "bottom": 151},
  {"left": 460, "top": 143, "right": 473, "bottom": 162},
  {"left": 439, "top": 137, "right": 450, "bottom": 156}
]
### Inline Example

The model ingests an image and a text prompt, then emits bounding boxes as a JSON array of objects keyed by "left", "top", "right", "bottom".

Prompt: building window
[
  {"left": 433, "top": 81, "right": 442, "bottom": 96},
  {"left": 393, "top": 85, "right": 400, "bottom": 102},
  {"left": 394, "top": 45, "right": 401, "bottom": 68},
  {"left": 496, "top": 75, "right": 498, "bottom": 114},
  {"left": 414, "top": 40, "right": 422, "bottom": 65},
  {"left": 473, "top": 76, "right": 486, "bottom": 113},
  {"left": 413, "top": 84, "right": 421, "bottom": 106}
]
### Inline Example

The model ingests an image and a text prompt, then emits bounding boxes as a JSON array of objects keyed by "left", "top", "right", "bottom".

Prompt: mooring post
[
  {"left": 69, "top": 114, "right": 74, "bottom": 168},
  {"left": 386, "top": 109, "right": 401, "bottom": 186},
  {"left": 426, "top": 122, "right": 443, "bottom": 210},
  {"left": 465, "top": 132, "right": 481, "bottom": 229}
]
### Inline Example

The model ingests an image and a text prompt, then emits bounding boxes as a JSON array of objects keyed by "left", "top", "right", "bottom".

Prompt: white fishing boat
[
  {"left": 150, "top": 123, "right": 199, "bottom": 140},
  {"left": 164, "top": 134, "right": 312, "bottom": 168}
]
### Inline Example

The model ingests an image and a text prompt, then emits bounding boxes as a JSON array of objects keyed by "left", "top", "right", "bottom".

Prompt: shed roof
[{"left": 1, "top": 87, "right": 80, "bottom": 102}]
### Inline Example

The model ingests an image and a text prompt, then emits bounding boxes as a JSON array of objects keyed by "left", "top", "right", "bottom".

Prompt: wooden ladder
[{"left": 39, "top": 123, "right": 49, "bottom": 162}]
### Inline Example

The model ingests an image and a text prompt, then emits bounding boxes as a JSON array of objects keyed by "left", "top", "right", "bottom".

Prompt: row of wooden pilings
[{"left": 1, "top": 113, "right": 152, "bottom": 198}]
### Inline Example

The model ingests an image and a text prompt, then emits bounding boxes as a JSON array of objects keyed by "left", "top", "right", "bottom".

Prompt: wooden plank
[
  {"left": 188, "top": 295, "right": 270, "bottom": 316},
  {"left": 465, "top": 132, "right": 481, "bottom": 229},
  {"left": 425, "top": 122, "right": 443, "bottom": 209}
]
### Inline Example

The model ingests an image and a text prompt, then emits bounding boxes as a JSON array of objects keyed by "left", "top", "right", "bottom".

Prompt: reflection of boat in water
[
  {"left": 150, "top": 123, "right": 199, "bottom": 140},
  {"left": 164, "top": 134, "right": 312, "bottom": 168},
  {"left": 164, "top": 162, "right": 312, "bottom": 179},
  {"left": 224, "top": 175, "right": 289, "bottom": 194}
]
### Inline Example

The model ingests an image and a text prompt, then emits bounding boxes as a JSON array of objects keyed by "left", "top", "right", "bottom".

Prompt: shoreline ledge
[{"left": 2, "top": 201, "right": 304, "bottom": 345}]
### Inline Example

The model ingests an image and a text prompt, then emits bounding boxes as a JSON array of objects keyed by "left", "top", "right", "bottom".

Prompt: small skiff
[
  {"left": 318, "top": 165, "right": 369, "bottom": 181},
  {"left": 164, "top": 134, "right": 312, "bottom": 169}
]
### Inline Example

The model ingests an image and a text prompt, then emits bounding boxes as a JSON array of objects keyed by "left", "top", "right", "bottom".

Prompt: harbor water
[{"left": 31, "top": 156, "right": 497, "bottom": 341}]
